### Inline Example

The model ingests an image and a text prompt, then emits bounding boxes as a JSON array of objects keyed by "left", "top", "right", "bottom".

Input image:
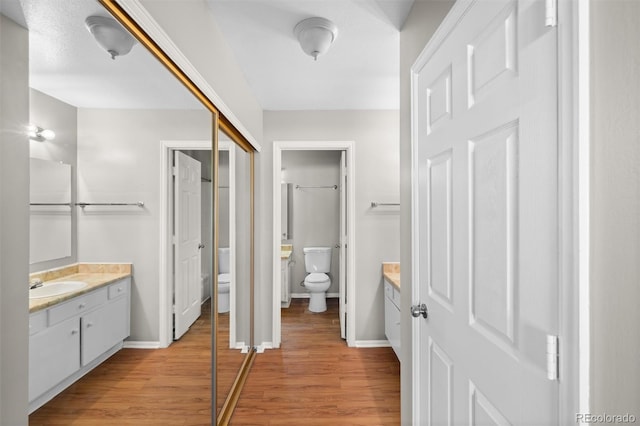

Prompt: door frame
[
  {"left": 409, "top": 0, "right": 589, "bottom": 423},
  {"left": 159, "top": 140, "right": 236, "bottom": 348},
  {"left": 272, "top": 141, "right": 356, "bottom": 348}
]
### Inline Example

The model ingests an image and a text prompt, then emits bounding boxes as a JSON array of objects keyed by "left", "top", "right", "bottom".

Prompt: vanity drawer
[
  {"left": 29, "top": 310, "right": 47, "bottom": 335},
  {"left": 48, "top": 288, "right": 108, "bottom": 326},
  {"left": 108, "top": 278, "right": 130, "bottom": 300}
]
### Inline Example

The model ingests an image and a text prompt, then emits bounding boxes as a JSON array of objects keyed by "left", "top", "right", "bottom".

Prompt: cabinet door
[
  {"left": 29, "top": 316, "right": 80, "bottom": 402},
  {"left": 81, "top": 296, "right": 129, "bottom": 366},
  {"left": 384, "top": 291, "right": 401, "bottom": 360},
  {"left": 281, "top": 259, "right": 288, "bottom": 303}
]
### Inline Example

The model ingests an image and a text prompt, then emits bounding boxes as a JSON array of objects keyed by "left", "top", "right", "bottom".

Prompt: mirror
[
  {"left": 3, "top": 0, "right": 255, "bottom": 423},
  {"left": 29, "top": 158, "right": 72, "bottom": 264},
  {"left": 216, "top": 132, "right": 252, "bottom": 416}
]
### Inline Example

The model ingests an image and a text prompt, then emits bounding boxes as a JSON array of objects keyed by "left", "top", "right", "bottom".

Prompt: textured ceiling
[
  {"left": 206, "top": 0, "right": 414, "bottom": 110},
  {"left": 3, "top": 0, "right": 202, "bottom": 110},
  {"left": 1, "top": 0, "right": 414, "bottom": 111}
]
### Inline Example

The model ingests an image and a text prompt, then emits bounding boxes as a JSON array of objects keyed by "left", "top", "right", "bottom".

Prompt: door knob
[
  {"left": 411, "top": 303, "right": 428, "bottom": 319},
  {"left": 198, "top": 243, "right": 205, "bottom": 249}
]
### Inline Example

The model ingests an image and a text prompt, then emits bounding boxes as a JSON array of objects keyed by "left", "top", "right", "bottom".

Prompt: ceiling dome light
[
  {"left": 294, "top": 17, "right": 338, "bottom": 61},
  {"left": 85, "top": 16, "right": 137, "bottom": 60}
]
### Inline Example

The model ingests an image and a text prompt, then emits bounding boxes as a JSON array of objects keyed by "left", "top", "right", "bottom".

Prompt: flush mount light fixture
[
  {"left": 28, "top": 125, "right": 56, "bottom": 142},
  {"left": 294, "top": 17, "right": 338, "bottom": 61},
  {"left": 85, "top": 16, "right": 137, "bottom": 60}
]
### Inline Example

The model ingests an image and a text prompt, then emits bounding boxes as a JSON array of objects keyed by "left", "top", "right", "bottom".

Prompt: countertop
[
  {"left": 382, "top": 262, "right": 400, "bottom": 290},
  {"left": 29, "top": 263, "right": 132, "bottom": 313},
  {"left": 281, "top": 244, "right": 293, "bottom": 260}
]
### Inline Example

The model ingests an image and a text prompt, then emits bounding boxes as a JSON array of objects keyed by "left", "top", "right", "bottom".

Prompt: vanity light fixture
[
  {"left": 28, "top": 125, "right": 56, "bottom": 142},
  {"left": 294, "top": 17, "right": 338, "bottom": 61},
  {"left": 85, "top": 16, "right": 137, "bottom": 60}
]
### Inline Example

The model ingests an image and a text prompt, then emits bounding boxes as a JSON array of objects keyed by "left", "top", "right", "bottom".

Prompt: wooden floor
[
  {"left": 29, "top": 298, "right": 400, "bottom": 425},
  {"left": 231, "top": 298, "right": 400, "bottom": 425}
]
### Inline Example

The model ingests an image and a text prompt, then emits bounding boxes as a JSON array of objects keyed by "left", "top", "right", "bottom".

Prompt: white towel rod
[{"left": 76, "top": 202, "right": 144, "bottom": 208}]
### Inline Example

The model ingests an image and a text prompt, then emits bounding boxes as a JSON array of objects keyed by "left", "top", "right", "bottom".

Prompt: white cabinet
[
  {"left": 384, "top": 280, "right": 401, "bottom": 360},
  {"left": 281, "top": 258, "right": 293, "bottom": 307},
  {"left": 82, "top": 295, "right": 129, "bottom": 366},
  {"left": 28, "top": 277, "right": 130, "bottom": 412},
  {"left": 29, "top": 316, "right": 80, "bottom": 400}
]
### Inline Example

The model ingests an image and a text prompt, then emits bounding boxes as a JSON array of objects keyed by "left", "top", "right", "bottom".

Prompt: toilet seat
[{"left": 304, "top": 273, "right": 329, "bottom": 284}]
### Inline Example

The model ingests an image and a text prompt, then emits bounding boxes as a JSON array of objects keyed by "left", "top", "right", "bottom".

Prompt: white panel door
[
  {"left": 174, "top": 151, "right": 202, "bottom": 340},
  {"left": 339, "top": 150, "right": 347, "bottom": 339},
  {"left": 413, "top": 0, "right": 559, "bottom": 424}
]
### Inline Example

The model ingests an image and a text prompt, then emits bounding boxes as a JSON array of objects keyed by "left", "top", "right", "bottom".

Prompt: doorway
[
  {"left": 159, "top": 140, "right": 237, "bottom": 348},
  {"left": 272, "top": 141, "right": 355, "bottom": 348}
]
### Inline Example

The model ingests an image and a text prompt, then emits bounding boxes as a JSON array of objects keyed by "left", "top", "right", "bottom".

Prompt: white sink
[{"left": 29, "top": 281, "right": 88, "bottom": 299}]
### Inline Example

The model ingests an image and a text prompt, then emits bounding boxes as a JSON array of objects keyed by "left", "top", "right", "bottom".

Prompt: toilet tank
[
  {"left": 303, "top": 247, "right": 332, "bottom": 273},
  {"left": 218, "top": 247, "right": 230, "bottom": 274}
]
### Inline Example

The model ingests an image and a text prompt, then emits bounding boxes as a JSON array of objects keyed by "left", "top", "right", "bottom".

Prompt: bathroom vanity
[
  {"left": 281, "top": 244, "right": 293, "bottom": 307},
  {"left": 383, "top": 262, "right": 401, "bottom": 360},
  {"left": 28, "top": 264, "right": 132, "bottom": 413}
]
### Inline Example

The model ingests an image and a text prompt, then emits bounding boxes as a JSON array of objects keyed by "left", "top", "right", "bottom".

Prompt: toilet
[
  {"left": 303, "top": 247, "right": 332, "bottom": 313},
  {"left": 218, "top": 247, "right": 231, "bottom": 314}
]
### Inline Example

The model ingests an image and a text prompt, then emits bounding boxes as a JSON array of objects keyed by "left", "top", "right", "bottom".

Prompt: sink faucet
[{"left": 29, "top": 278, "right": 43, "bottom": 289}]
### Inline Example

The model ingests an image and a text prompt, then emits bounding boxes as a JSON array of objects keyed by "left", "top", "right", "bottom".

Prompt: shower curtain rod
[
  {"left": 370, "top": 202, "right": 400, "bottom": 208},
  {"left": 295, "top": 184, "right": 337, "bottom": 190}
]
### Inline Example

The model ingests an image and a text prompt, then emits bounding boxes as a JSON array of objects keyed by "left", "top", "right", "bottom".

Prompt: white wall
[
  {"left": 0, "top": 13, "right": 30, "bottom": 425},
  {"left": 77, "top": 108, "right": 211, "bottom": 342},
  {"left": 29, "top": 89, "right": 78, "bottom": 272},
  {"left": 139, "top": 0, "right": 263, "bottom": 146},
  {"left": 258, "top": 110, "right": 400, "bottom": 345},
  {"left": 282, "top": 150, "right": 341, "bottom": 296},
  {"left": 590, "top": 0, "right": 640, "bottom": 415},
  {"left": 399, "top": 0, "right": 455, "bottom": 422}
]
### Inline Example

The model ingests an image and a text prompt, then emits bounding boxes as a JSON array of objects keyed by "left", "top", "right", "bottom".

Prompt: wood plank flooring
[
  {"left": 231, "top": 298, "right": 400, "bottom": 425},
  {"left": 29, "top": 298, "right": 400, "bottom": 425}
]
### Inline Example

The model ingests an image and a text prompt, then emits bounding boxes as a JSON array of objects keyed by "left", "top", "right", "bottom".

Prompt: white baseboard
[
  {"left": 290, "top": 292, "right": 340, "bottom": 299},
  {"left": 355, "top": 340, "right": 391, "bottom": 348},
  {"left": 123, "top": 341, "right": 162, "bottom": 349},
  {"left": 256, "top": 342, "right": 273, "bottom": 353}
]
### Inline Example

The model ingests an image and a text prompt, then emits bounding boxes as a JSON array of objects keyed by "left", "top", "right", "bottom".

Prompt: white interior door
[
  {"left": 413, "top": 0, "right": 559, "bottom": 423},
  {"left": 174, "top": 151, "right": 202, "bottom": 340},
  {"left": 339, "top": 150, "right": 347, "bottom": 340}
]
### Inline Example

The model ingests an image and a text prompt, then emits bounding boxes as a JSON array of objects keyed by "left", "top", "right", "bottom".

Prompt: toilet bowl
[
  {"left": 303, "top": 247, "right": 332, "bottom": 313},
  {"left": 218, "top": 273, "right": 230, "bottom": 313},
  {"left": 304, "top": 273, "right": 331, "bottom": 312},
  {"left": 218, "top": 248, "right": 231, "bottom": 314}
]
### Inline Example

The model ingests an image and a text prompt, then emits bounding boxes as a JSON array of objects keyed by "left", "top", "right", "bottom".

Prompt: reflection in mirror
[
  {"left": 4, "top": 0, "right": 242, "bottom": 423},
  {"left": 29, "top": 158, "right": 72, "bottom": 264},
  {"left": 216, "top": 130, "right": 253, "bottom": 417}
]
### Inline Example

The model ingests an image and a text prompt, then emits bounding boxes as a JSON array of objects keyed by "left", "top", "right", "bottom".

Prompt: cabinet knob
[
  {"left": 71, "top": 329, "right": 79, "bottom": 335},
  {"left": 78, "top": 303, "right": 86, "bottom": 309},
  {"left": 86, "top": 322, "right": 94, "bottom": 328}
]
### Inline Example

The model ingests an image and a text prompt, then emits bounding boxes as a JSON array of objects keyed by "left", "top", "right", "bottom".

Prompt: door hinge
[
  {"left": 545, "top": 0, "right": 557, "bottom": 27},
  {"left": 172, "top": 166, "right": 177, "bottom": 176},
  {"left": 172, "top": 235, "right": 177, "bottom": 245},
  {"left": 546, "top": 335, "right": 559, "bottom": 380}
]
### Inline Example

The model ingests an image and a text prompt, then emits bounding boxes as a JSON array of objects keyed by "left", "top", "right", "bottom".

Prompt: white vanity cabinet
[
  {"left": 281, "top": 257, "right": 293, "bottom": 307},
  {"left": 28, "top": 277, "right": 131, "bottom": 412},
  {"left": 28, "top": 315, "right": 81, "bottom": 400},
  {"left": 384, "top": 279, "right": 401, "bottom": 360}
]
